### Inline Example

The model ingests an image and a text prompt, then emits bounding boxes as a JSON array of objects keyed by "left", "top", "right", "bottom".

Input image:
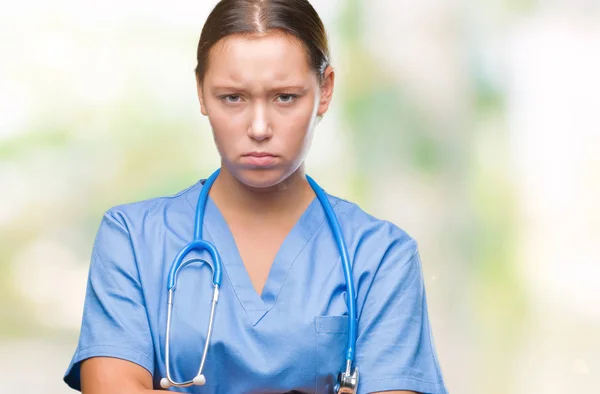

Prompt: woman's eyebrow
[
  {"left": 210, "top": 84, "right": 309, "bottom": 93},
  {"left": 210, "top": 85, "right": 248, "bottom": 92},
  {"left": 268, "top": 85, "right": 309, "bottom": 92}
]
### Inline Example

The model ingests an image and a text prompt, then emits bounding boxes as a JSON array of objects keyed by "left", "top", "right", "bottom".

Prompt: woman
[{"left": 64, "top": 0, "right": 448, "bottom": 393}]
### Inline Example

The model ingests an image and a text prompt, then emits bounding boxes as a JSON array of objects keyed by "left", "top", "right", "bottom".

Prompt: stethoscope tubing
[{"left": 162, "top": 168, "right": 357, "bottom": 390}]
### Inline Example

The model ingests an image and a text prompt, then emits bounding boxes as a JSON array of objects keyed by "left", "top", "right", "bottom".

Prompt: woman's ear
[
  {"left": 317, "top": 66, "right": 335, "bottom": 117},
  {"left": 196, "top": 74, "right": 208, "bottom": 116}
]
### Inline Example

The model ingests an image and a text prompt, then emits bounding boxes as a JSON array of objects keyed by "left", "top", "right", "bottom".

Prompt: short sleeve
[
  {"left": 356, "top": 243, "right": 448, "bottom": 394},
  {"left": 63, "top": 211, "right": 154, "bottom": 391}
]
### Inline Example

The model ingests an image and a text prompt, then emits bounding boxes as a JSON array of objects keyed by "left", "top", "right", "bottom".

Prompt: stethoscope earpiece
[
  {"left": 193, "top": 374, "right": 206, "bottom": 385},
  {"left": 159, "top": 377, "right": 169, "bottom": 389}
]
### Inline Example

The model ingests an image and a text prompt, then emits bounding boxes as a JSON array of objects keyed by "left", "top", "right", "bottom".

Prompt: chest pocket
[{"left": 315, "top": 316, "right": 349, "bottom": 394}]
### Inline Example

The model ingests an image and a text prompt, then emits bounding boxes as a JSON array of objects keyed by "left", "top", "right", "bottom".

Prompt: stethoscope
[{"left": 160, "top": 169, "right": 359, "bottom": 393}]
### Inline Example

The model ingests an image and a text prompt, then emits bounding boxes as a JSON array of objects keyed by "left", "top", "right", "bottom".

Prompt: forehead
[{"left": 204, "top": 31, "right": 315, "bottom": 86}]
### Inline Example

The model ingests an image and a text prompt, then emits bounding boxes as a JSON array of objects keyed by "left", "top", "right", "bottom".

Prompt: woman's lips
[{"left": 241, "top": 152, "right": 278, "bottom": 167}]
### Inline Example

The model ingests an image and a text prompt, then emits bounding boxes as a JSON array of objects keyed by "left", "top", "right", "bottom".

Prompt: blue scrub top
[{"left": 64, "top": 178, "right": 448, "bottom": 394}]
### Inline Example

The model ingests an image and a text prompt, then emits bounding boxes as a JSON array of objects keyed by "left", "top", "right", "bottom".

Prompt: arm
[
  {"left": 80, "top": 358, "right": 419, "bottom": 394},
  {"left": 64, "top": 212, "right": 157, "bottom": 391},
  {"left": 81, "top": 357, "right": 161, "bottom": 394},
  {"left": 352, "top": 226, "right": 448, "bottom": 394},
  {"left": 372, "top": 392, "right": 418, "bottom": 394}
]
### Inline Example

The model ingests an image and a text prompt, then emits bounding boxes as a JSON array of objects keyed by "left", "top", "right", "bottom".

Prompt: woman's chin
[{"left": 232, "top": 167, "right": 297, "bottom": 191}]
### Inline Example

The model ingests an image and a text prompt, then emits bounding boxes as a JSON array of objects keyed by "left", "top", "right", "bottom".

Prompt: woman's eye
[
  {"left": 222, "top": 95, "right": 242, "bottom": 103},
  {"left": 276, "top": 94, "right": 297, "bottom": 103}
]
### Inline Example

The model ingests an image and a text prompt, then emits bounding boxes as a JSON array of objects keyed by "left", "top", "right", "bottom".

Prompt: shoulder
[
  {"left": 327, "top": 194, "right": 419, "bottom": 269},
  {"left": 326, "top": 195, "right": 425, "bottom": 320},
  {"left": 102, "top": 180, "right": 202, "bottom": 230}
]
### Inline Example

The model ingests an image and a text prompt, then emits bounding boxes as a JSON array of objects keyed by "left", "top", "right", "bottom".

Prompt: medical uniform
[{"left": 64, "top": 178, "right": 448, "bottom": 394}]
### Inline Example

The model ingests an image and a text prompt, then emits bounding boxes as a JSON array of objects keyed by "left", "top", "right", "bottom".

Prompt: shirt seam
[
  {"left": 102, "top": 211, "right": 156, "bottom": 356},
  {"left": 75, "top": 344, "right": 154, "bottom": 365},
  {"left": 360, "top": 373, "right": 444, "bottom": 385},
  {"left": 104, "top": 211, "right": 143, "bottom": 285},
  {"left": 356, "top": 239, "right": 418, "bottom": 336}
]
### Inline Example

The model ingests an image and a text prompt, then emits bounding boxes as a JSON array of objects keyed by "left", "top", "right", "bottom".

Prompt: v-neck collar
[{"left": 184, "top": 179, "right": 338, "bottom": 326}]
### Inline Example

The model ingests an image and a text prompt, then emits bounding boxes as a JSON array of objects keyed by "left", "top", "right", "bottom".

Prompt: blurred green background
[{"left": 1, "top": 0, "right": 599, "bottom": 392}]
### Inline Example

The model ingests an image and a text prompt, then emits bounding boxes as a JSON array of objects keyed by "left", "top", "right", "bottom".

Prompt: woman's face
[{"left": 197, "top": 31, "right": 334, "bottom": 189}]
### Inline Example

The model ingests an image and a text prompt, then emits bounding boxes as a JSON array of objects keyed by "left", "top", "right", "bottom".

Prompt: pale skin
[{"left": 80, "top": 30, "right": 417, "bottom": 394}]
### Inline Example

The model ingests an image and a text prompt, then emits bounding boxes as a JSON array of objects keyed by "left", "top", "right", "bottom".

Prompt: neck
[{"left": 209, "top": 165, "right": 314, "bottom": 220}]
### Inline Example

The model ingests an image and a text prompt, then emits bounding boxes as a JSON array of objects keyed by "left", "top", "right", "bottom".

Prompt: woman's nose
[{"left": 247, "top": 103, "right": 272, "bottom": 141}]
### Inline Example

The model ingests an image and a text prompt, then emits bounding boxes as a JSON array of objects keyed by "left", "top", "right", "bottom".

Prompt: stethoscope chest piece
[{"left": 335, "top": 366, "right": 359, "bottom": 394}]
